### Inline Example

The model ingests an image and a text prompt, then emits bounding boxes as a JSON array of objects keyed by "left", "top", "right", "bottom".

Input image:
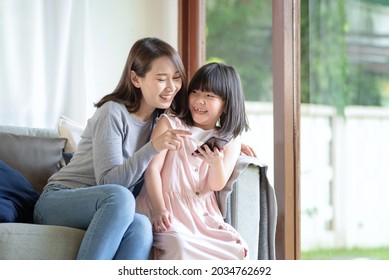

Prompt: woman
[{"left": 34, "top": 37, "right": 191, "bottom": 259}]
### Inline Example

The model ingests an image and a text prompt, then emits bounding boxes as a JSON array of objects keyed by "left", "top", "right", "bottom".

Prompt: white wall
[
  {"left": 0, "top": 0, "right": 178, "bottom": 128},
  {"left": 80, "top": 0, "right": 179, "bottom": 126}
]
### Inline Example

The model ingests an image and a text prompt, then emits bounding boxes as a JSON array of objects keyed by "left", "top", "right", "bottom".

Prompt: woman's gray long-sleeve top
[{"left": 47, "top": 101, "right": 158, "bottom": 191}]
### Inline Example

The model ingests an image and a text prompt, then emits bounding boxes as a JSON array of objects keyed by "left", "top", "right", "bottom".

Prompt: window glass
[
  {"left": 206, "top": 0, "right": 274, "bottom": 184},
  {"left": 301, "top": 0, "right": 389, "bottom": 260}
]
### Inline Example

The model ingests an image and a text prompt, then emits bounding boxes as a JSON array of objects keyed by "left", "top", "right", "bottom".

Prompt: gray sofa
[{"left": 0, "top": 124, "right": 276, "bottom": 260}]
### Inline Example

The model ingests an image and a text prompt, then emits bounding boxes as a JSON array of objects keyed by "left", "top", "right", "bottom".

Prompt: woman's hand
[
  {"left": 151, "top": 129, "right": 192, "bottom": 152},
  {"left": 241, "top": 143, "right": 257, "bottom": 157},
  {"left": 151, "top": 209, "right": 173, "bottom": 233}
]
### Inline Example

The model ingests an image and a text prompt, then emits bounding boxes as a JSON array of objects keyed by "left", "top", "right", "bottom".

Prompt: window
[{"left": 300, "top": 0, "right": 389, "bottom": 260}]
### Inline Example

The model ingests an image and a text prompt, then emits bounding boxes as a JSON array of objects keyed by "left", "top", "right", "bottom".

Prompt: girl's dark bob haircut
[{"left": 179, "top": 62, "right": 249, "bottom": 138}]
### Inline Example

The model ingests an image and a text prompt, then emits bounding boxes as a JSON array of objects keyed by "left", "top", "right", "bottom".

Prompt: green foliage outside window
[
  {"left": 301, "top": 0, "right": 384, "bottom": 114},
  {"left": 206, "top": 0, "right": 388, "bottom": 113},
  {"left": 206, "top": 0, "right": 272, "bottom": 102}
]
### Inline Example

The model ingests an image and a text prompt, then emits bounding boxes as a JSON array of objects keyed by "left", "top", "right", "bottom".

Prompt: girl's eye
[
  {"left": 173, "top": 76, "right": 181, "bottom": 80},
  {"left": 157, "top": 79, "right": 166, "bottom": 82}
]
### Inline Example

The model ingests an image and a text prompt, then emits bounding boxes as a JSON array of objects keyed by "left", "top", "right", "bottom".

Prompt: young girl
[{"left": 136, "top": 62, "right": 250, "bottom": 260}]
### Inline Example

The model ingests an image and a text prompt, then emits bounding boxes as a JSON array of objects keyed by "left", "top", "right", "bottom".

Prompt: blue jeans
[{"left": 34, "top": 184, "right": 152, "bottom": 260}]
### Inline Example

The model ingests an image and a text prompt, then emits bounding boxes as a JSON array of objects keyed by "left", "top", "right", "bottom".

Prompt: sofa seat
[{"left": 0, "top": 223, "right": 85, "bottom": 260}]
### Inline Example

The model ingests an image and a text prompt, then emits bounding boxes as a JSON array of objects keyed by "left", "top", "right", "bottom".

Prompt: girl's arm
[
  {"left": 144, "top": 116, "right": 174, "bottom": 232},
  {"left": 196, "top": 136, "right": 241, "bottom": 191}
]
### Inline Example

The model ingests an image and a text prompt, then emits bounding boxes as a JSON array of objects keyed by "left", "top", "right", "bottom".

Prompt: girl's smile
[
  {"left": 189, "top": 90, "right": 224, "bottom": 130},
  {"left": 193, "top": 106, "right": 207, "bottom": 114}
]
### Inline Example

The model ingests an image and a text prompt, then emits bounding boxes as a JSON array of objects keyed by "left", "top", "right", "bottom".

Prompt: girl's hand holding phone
[
  {"left": 192, "top": 136, "right": 231, "bottom": 155},
  {"left": 192, "top": 143, "right": 225, "bottom": 169}
]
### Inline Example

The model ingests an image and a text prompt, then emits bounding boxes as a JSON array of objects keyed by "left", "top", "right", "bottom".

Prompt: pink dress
[{"left": 135, "top": 114, "right": 248, "bottom": 260}]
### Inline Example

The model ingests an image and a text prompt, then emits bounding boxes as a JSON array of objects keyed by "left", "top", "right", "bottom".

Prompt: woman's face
[
  {"left": 133, "top": 56, "right": 182, "bottom": 112},
  {"left": 189, "top": 90, "right": 225, "bottom": 130}
]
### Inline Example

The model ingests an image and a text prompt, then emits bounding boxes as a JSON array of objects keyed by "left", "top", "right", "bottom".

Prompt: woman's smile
[{"left": 159, "top": 93, "right": 175, "bottom": 102}]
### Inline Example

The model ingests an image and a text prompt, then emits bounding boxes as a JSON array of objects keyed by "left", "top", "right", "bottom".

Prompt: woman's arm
[
  {"left": 93, "top": 103, "right": 191, "bottom": 188},
  {"left": 241, "top": 142, "right": 257, "bottom": 157}
]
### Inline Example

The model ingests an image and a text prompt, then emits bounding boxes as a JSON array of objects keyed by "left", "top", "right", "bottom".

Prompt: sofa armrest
[
  {"left": 228, "top": 164, "right": 260, "bottom": 259},
  {"left": 227, "top": 164, "right": 277, "bottom": 260}
]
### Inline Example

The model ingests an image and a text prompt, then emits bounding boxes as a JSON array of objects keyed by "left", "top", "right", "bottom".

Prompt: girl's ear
[{"left": 130, "top": 70, "right": 141, "bottom": 88}]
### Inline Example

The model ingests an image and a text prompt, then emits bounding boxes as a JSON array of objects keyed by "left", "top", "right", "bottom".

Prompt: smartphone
[{"left": 192, "top": 136, "right": 231, "bottom": 155}]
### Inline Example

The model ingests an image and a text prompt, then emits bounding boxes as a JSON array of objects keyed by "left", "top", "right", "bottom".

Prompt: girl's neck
[{"left": 193, "top": 122, "right": 217, "bottom": 131}]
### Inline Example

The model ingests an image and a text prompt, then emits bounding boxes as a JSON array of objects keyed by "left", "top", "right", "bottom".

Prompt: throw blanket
[{"left": 216, "top": 155, "right": 278, "bottom": 260}]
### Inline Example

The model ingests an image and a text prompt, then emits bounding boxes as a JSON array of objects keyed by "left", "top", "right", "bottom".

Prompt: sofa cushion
[
  {"left": 0, "top": 132, "right": 67, "bottom": 193},
  {"left": 58, "top": 115, "right": 84, "bottom": 153},
  {"left": 0, "top": 223, "right": 85, "bottom": 260},
  {"left": 0, "top": 125, "right": 58, "bottom": 138},
  {"left": 0, "top": 161, "right": 40, "bottom": 223}
]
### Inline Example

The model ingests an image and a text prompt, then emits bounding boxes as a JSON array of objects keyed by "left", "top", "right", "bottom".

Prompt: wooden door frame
[
  {"left": 272, "top": 0, "right": 301, "bottom": 260},
  {"left": 178, "top": 0, "right": 301, "bottom": 260},
  {"left": 177, "top": 0, "right": 206, "bottom": 80}
]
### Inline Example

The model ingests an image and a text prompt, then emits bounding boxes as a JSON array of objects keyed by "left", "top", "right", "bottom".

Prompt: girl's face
[
  {"left": 132, "top": 56, "right": 182, "bottom": 113},
  {"left": 189, "top": 90, "right": 225, "bottom": 130}
]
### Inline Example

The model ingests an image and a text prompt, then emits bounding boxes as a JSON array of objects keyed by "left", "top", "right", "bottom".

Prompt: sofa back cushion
[
  {"left": 0, "top": 132, "right": 66, "bottom": 193},
  {"left": 0, "top": 125, "right": 58, "bottom": 138}
]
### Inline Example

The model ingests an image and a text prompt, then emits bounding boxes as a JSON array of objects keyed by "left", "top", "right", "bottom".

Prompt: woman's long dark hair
[
  {"left": 95, "top": 37, "right": 187, "bottom": 116},
  {"left": 179, "top": 62, "right": 249, "bottom": 138}
]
